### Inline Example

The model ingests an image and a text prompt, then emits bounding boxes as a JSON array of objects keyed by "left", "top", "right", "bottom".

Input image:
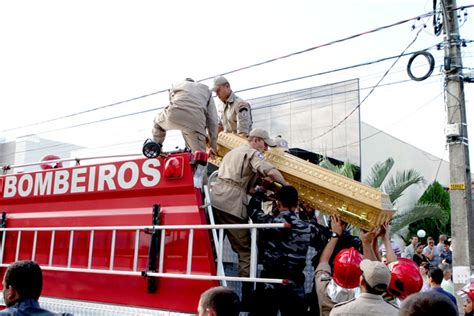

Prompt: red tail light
[
  {"left": 164, "top": 157, "right": 184, "bottom": 179},
  {"left": 193, "top": 151, "right": 208, "bottom": 166}
]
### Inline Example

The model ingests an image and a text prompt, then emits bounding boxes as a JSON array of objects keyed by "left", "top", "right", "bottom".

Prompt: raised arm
[
  {"left": 381, "top": 222, "right": 397, "bottom": 264},
  {"left": 360, "top": 227, "right": 379, "bottom": 261},
  {"left": 320, "top": 215, "right": 344, "bottom": 263}
]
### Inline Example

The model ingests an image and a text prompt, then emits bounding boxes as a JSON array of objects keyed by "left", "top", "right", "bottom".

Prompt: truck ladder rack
[{"left": 0, "top": 223, "right": 289, "bottom": 284}]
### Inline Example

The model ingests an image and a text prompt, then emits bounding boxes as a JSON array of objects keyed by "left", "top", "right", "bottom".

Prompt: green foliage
[
  {"left": 363, "top": 158, "right": 394, "bottom": 189},
  {"left": 383, "top": 169, "right": 425, "bottom": 204},
  {"left": 319, "top": 156, "right": 445, "bottom": 238},
  {"left": 408, "top": 181, "right": 451, "bottom": 240},
  {"left": 390, "top": 203, "right": 448, "bottom": 234},
  {"left": 318, "top": 157, "right": 356, "bottom": 179}
]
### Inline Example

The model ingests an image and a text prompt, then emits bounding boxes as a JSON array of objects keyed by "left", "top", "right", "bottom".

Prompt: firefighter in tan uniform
[
  {"left": 210, "top": 128, "right": 286, "bottom": 307},
  {"left": 152, "top": 78, "right": 218, "bottom": 152},
  {"left": 329, "top": 259, "right": 398, "bottom": 316},
  {"left": 211, "top": 76, "right": 252, "bottom": 137}
]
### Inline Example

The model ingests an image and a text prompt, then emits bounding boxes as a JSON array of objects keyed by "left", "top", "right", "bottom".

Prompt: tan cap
[
  {"left": 248, "top": 128, "right": 276, "bottom": 147},
  {"left": 211, "top": 76, "right": 229, "bottom": 92},
  {"left": 360, "top": 259, "right": 391, "bottom": 290}
]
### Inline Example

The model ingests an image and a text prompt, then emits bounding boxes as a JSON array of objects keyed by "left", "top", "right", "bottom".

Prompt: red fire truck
[{"left": 0, "top": 151, "right": 286, "bottom": 315}]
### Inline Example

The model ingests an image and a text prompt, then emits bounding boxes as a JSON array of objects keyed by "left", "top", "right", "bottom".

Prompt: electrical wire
[
  {"left": 3, "top": 7, "right": 470, "bottom": 134},
  {"left": 1, "top": 46, "right": 442, "bottom": 142},
  {"left": 311, "top": 26, "right": 426, "bottom": 141}
]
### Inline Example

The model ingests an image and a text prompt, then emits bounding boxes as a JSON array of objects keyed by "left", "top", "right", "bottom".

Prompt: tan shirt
[
  {"left": 217, "top": 92, "right": 252, "bottom": 135},
  {"left": 155, "top": 80, "right": 219, "bottom": 149},
  {"left": 315, "top": 262, "right": 336, "bottom": 316},
  {"left": 210, "top": 144, "right": 275, "bottom": 219},
  {"left": 329, "top": 293, "right": 399, "bottom": 316}
]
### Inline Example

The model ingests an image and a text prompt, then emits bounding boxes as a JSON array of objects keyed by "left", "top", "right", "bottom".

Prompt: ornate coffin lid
[{"left": 209, "top": 132, "right": 395, "bottom": 231}]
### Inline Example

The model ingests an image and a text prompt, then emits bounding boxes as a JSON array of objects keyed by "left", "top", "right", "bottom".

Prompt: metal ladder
[{"left": 0, "top": 222, "right": 288, "bottom": 284}]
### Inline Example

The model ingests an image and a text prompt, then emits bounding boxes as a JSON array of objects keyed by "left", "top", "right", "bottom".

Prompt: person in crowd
[
  {"left": 315, "top": 217, "right": 396, "bottom": 316},
  {"left": 423, "top": 237, "right": 441, "bottom": 268},
  {"left": 248, "top": 185, "right": 321, "bottom": 316},
  {"left": 463, "top": 288, "right": 474, "bottom": 316},
  {"left": 419, "top": 262, "right": 431, "bottom": 292},
  {"left": 210, "top": 128, "right": 286, "bottom": 308},
  {"left": 402, "top": 235, "right": 418, "bottom": 259},
  {"left": 440, "top": 240, "right": 453, "bottom": 265},
  {"left": 413, "top": 243, "right": 429, "bottom": 266},
  {"left": 429, "top": 267, "right": 458, "bottom": 313},
  {"left": 329, "top": 259, "right": 398, "bottom": 315},
  {"left": 441, "top": 266, "right": 455, "bottom": 295},
  {"left": 314, "top": 216, "right": 362, "bottom": 316},
  {"left": 0, "top": 260, "right": 58, "bottom": 315},
  {"left": 398, "top": 291, "right": 458, "bottom": 316},
  {"left": 211, "top": 76, "right": 252, "bottom": 137},
  {"left": 197, "top": 286, "right": 240, "bottom": 316},
  {"left": 152, "top": 78, "right": 218, "bottom": 153},
  {"left": 437, "top": 234, "right": 448, "bottom": 253}
]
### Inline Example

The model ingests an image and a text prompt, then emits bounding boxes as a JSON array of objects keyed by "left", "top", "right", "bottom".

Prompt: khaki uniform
[
  {"left": 329, "top": 293, "right": 399, "bottom": 316},
  {"left": 153, "top": 80, "right": 218, "bottom": 151},
  {"left": 210, "top": 144, "right": 276, "bottom": 276},
  {"left": 216, "top": 92, "right": 252, "bottom": 135},
  {"left": 315, "top": 263, "right": 337, "bottom": 316}
]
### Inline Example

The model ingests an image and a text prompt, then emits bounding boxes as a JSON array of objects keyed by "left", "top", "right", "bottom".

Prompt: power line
[
  {"left": 0, "top": 89, "right": 169, "bottom": 134},
  {"left": 1, "top": 47, "right": 442, "bottom": 142},
  {"left": 1, "top": 74, "right": 442, "bottom": 160},
  {"left": 311, "top": 26, "right": 425, "bottom": 141},
  {"left": 2, "top": 7, "right": 463, "bottom": 134}
]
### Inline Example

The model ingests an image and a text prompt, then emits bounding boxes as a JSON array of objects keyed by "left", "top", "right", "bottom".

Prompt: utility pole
[{"left": 443, "top": 0, "right": 473, "bottom": 291}]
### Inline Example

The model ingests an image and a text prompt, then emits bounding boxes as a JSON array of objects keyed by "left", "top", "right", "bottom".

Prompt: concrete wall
[{"left": 360, "top": 122, "right": 450, "bottom": 212}]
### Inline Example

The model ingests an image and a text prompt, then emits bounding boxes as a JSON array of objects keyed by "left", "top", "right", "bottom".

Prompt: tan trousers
[
  {"left": 213, "top": 208, "right": 251, "bottom": 277},
  {"left": 152, "top": 120, "right": 206, "bottom": 152}
]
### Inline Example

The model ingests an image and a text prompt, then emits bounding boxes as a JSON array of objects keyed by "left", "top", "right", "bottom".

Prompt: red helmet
[
  {"left": 463, "top": 288, "right": 474, "bottom": 301},
  {"left": 40, "top": 155, "right": 63, "bottom": 170},
  {"left": 333, "top": 247, "right": 363, "bottom": 289},
  {"left": 387, "top": 258, "right": 423, "bottom": 299}
]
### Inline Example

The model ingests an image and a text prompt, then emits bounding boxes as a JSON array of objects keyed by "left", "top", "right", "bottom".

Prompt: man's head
[
  {"left": 411, "top": 236, "right": 419, "bottom": 246},
  {"left": 443, "top": 267, "right": 452, "bottom": 281},
  {"left": 429, "top": 267, "right": 444, "bottom": 286},
  {"left": 400, "top": 291, "right": 457, "bottom": 316},
  {"left": 275, "top": 186, "right": 298, "bottom": 211},
  {"left": 211, "top": 76, "right": 232, "bottom": 102},
  {"left": 444, "top": 240, "right": 451, "bottom": 252},
  {"left": 197, "top": 286, "right": 240, "bottom": 316},
  {"left": 2, "top": 260, "right": 43, "bottom": 307},
  {"left": 248, "top": 128, "right": 276, "bottom": 152},
  {"left": 359, "top": 259, "right": 391, "bottom": 295},
  {"left": 427, "top": 237, "right": 435, "bottom": 247},
  {"left": 439, "top": 234, "right": 447, "bottom": 243}
]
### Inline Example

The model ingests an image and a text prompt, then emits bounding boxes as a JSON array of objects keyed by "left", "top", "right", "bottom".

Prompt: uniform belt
[{"left": 219, "top": 178, "right": 246, "bottom": 190}]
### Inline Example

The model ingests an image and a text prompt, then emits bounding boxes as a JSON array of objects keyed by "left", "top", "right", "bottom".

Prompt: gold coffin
[{"left": 209, "top": 132, "right": 395, "bottom": 231}]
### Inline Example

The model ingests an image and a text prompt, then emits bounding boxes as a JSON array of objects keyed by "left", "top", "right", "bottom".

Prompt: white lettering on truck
[{"left": 2, "top": 159, "right": 162, "bottom": 199}]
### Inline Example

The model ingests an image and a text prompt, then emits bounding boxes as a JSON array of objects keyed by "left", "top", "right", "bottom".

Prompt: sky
[{"left": 0, "top": 0, "right": 473, "bottom": 164}]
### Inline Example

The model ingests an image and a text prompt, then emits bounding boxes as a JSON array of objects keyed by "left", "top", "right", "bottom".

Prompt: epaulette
[{"left": 332, "top": 297, "right": 356, "bottom": 308}]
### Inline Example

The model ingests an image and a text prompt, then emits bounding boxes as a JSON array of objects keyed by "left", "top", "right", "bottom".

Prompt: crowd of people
[
  {"left": 149, "top": 76, "right": 472, "bottom": 315},
  {"left": 0, "top": 77, "right": 469, "bottom": 316}
]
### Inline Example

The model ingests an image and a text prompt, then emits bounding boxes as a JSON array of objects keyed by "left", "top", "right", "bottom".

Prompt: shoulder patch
[
  {"left": 257, "top": 152, "right": 265, "bottom": 160},
  {"left": 239, "top": 110, "right": 249, "bottom": 118}
]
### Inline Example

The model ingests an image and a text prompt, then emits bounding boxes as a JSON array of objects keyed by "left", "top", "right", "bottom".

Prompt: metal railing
[{"left": 0, "top": 222, "right": 290, "bottom": 284}]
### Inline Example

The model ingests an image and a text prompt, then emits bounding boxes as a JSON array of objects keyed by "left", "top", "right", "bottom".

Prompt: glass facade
[{"left": 249, "top": 78, "right": 361, "bottom": 166}]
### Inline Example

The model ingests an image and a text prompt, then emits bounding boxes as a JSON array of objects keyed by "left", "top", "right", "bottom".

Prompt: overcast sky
[{"left": 0, "top": 0, "right": 473, "bottom": 163}]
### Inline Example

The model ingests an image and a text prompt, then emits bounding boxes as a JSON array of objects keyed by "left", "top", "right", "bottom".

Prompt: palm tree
[{"left": 319, "top": 157, "right": 446, "bottom": 236}]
